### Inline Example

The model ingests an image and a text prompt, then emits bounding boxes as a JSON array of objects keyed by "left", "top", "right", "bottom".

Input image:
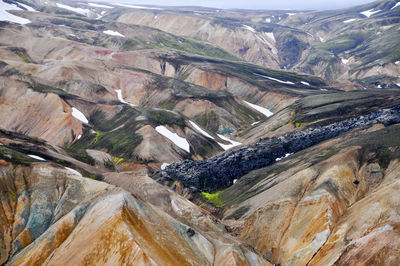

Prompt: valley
[{"left": 0, "top": 0, "right": 399, "bottom": 265}]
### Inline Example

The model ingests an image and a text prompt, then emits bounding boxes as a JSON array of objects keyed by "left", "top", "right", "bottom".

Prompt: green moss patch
[{"left": 202, "top": 191, "right": 225, "bottom": 207}]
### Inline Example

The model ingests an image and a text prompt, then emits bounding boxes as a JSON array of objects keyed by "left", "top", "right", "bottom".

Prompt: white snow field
[
  {"left": 189, "top": 120, "right": 214, "bottom": 139},
  {"left": 253, "top": 73, "right": 295, "bottom": 85},
  {"left": 56, "top": 3, "right": 91, "bottom": 16},
  {"left": 0, "top": 0, "right": 31, "bottom": 24},
  {"left": 113, "top": 3, "right": 162, "bottom": 10},
  {"left": 360, "top": 8, "right": 381, "bottom": 18},
  {"left": 115, "top": 89, "right": 135, "bottom": 106},
  {"left": 72, "top": 107, "right": 89, "bottom": 123},
  {"left": 343, "top": 18, "right": 356, "bottom": 23},
  {"left": 155, "top": 126, "right": 190, "bottom": 153},
  {"left": 242, "top": 24, "right": 255, "bottom": 32},
  {"left": 217, "top": 134, "right": 242, "bottom": 150},
  {"left": 244, "top": 100, "right": 273, "bottom": 117},
  {"left": 103, "top": 30, "right": 125, "bottom": 37},
  {"left": 275, "top": 153, "right": 293, "bottom": 161},
  {"left": 28, "top": 155, "right": 46, "bottom": 161},
  {"left": 88, "top": 3, "right": 114, "bottom": 8}
]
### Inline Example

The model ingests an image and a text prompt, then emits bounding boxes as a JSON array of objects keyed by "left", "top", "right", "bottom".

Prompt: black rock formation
[{"left": 158, "top": 106, "right": 400, "bottom": 192}]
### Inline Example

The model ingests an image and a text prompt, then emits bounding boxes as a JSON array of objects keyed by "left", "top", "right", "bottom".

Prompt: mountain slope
[
  {"left": 104, "top": 0, "right": 399, "bottom": 87},
  {"left": 0, "top": 0, "right": 400, "bottom": 265}
]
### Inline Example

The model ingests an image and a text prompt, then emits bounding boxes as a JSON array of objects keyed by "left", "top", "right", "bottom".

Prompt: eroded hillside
[
  {"left": 108, "top": 0, "right": 400, "bottom": 88},
  {"left": 0, "top": 0, "right": 399, "bottom": 265}
]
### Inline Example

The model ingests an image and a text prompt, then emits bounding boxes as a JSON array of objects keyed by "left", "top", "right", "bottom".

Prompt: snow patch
[
  {"left": 244, "top": 100, "right": 273, "bottom": 117},
  {"left": 217, "top": 134, "right": 242, "bottom": 151},
  {"left": 88, "top": 3, "right": 114, "bottom": 8},
  {"left": 56, "top": 3, "right": 91, "bottom": 16},
  {"left": 65, "top": 167, "right": 82, "bottom": 177},
  {"left": 115, "top": 89, "right": 135, "bottom": 106},
  {"left": 161, "top": 163, "right": 170, "bottom": 170},
  {"left": 286, "top": 13, "right": 296, "bottom": 16},
  {"left": 301, "top": 81, "right": 310, "bottom": 86},
  {"left": 0, "top": 0, "right": 31, "bottom": 24},
  {"left": 391, "top": 2, "right": 400, "bottom": 9},
  {"left": 377, "top": 84, "right": 382, "bottom": 89},
  {"left": 103, "top": 30, "right": 125, "bottom": 37},
  {"left": 343, "top": 18, "right": 356, "bottom": 23},
  {"left": 242, "top": 24, "right": 255, "bottom": 32},
  {"left": 395, "top": 61, "right": 399, "bottom": 65},
  {"left": 265, "top": 32, "right": 275, "bottom": 42},
  {"left": 72, "top": 107, "right": 88, "bottom": 123},
  {"left": 28, "top": 154, "right": 46, "bottom": 161},
  {"left": 319, "top": 36, "right": 325, "bottom": 42},
  {"left": 396, "top": 84, "right": 400, "bottom": 87},
  {"left": 77, "top": 134, "right": 82, "bottom": 140},
  {"left": 341, "top": 57, "right": 349, "bottom": 64},
  {"left": 255, "top": 34, "right": 278, "bottom": 54},
  {"left": 113, "top": 3, "right": 162, "bottom": 10},
  {"left": 189, "top": 120, "right": 214, "bottom": 139},
  {"left": 265, "top": 18, "right": 271, "bottom": 23},
  {"left": 275, "top": 153, "right": 292, "bottom": 161},
  {"left": 155, "top": 126, "right": 190, "bottom": 153},
  {"left": 253, "top": 73, "right": 295, "bottom": 85},
  {"left": 252, "top": 121, "right": 261, "bottom": 126},
  {"left": 360, "top": 8, "right": 381, "bottom": 18}
]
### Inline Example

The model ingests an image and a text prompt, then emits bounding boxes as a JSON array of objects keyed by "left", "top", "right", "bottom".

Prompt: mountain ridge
[{"left": 0, "top": 0, "right": 399, "bottom": 265}]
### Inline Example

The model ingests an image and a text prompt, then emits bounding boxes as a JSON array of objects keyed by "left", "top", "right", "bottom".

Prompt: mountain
[
  {"left": 108, "top": 0, "right": 400, "bottom": 88},
  {"left": 0, "top": 0, "right": 399, "bottom": 265}
]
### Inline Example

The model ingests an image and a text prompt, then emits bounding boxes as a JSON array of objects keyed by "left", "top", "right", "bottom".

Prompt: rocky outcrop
[{"left": 160, "top": 106, "right": 400, "bottom": 192}]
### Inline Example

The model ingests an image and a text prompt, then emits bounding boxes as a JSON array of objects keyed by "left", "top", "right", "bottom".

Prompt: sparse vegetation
[
  {"left": 112, "top": 156, "right": 124, "bottom": 165},
  {"left": 201, "top": 191, "right": 224, "bottom": 207},
  {"left": 11, "top": 48, "right": 30, "bottom": 63}
]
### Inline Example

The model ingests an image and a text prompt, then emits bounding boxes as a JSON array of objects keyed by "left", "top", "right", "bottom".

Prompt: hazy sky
[{"left": 109, "top": 0, "right": 377, "bottom": 10}]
